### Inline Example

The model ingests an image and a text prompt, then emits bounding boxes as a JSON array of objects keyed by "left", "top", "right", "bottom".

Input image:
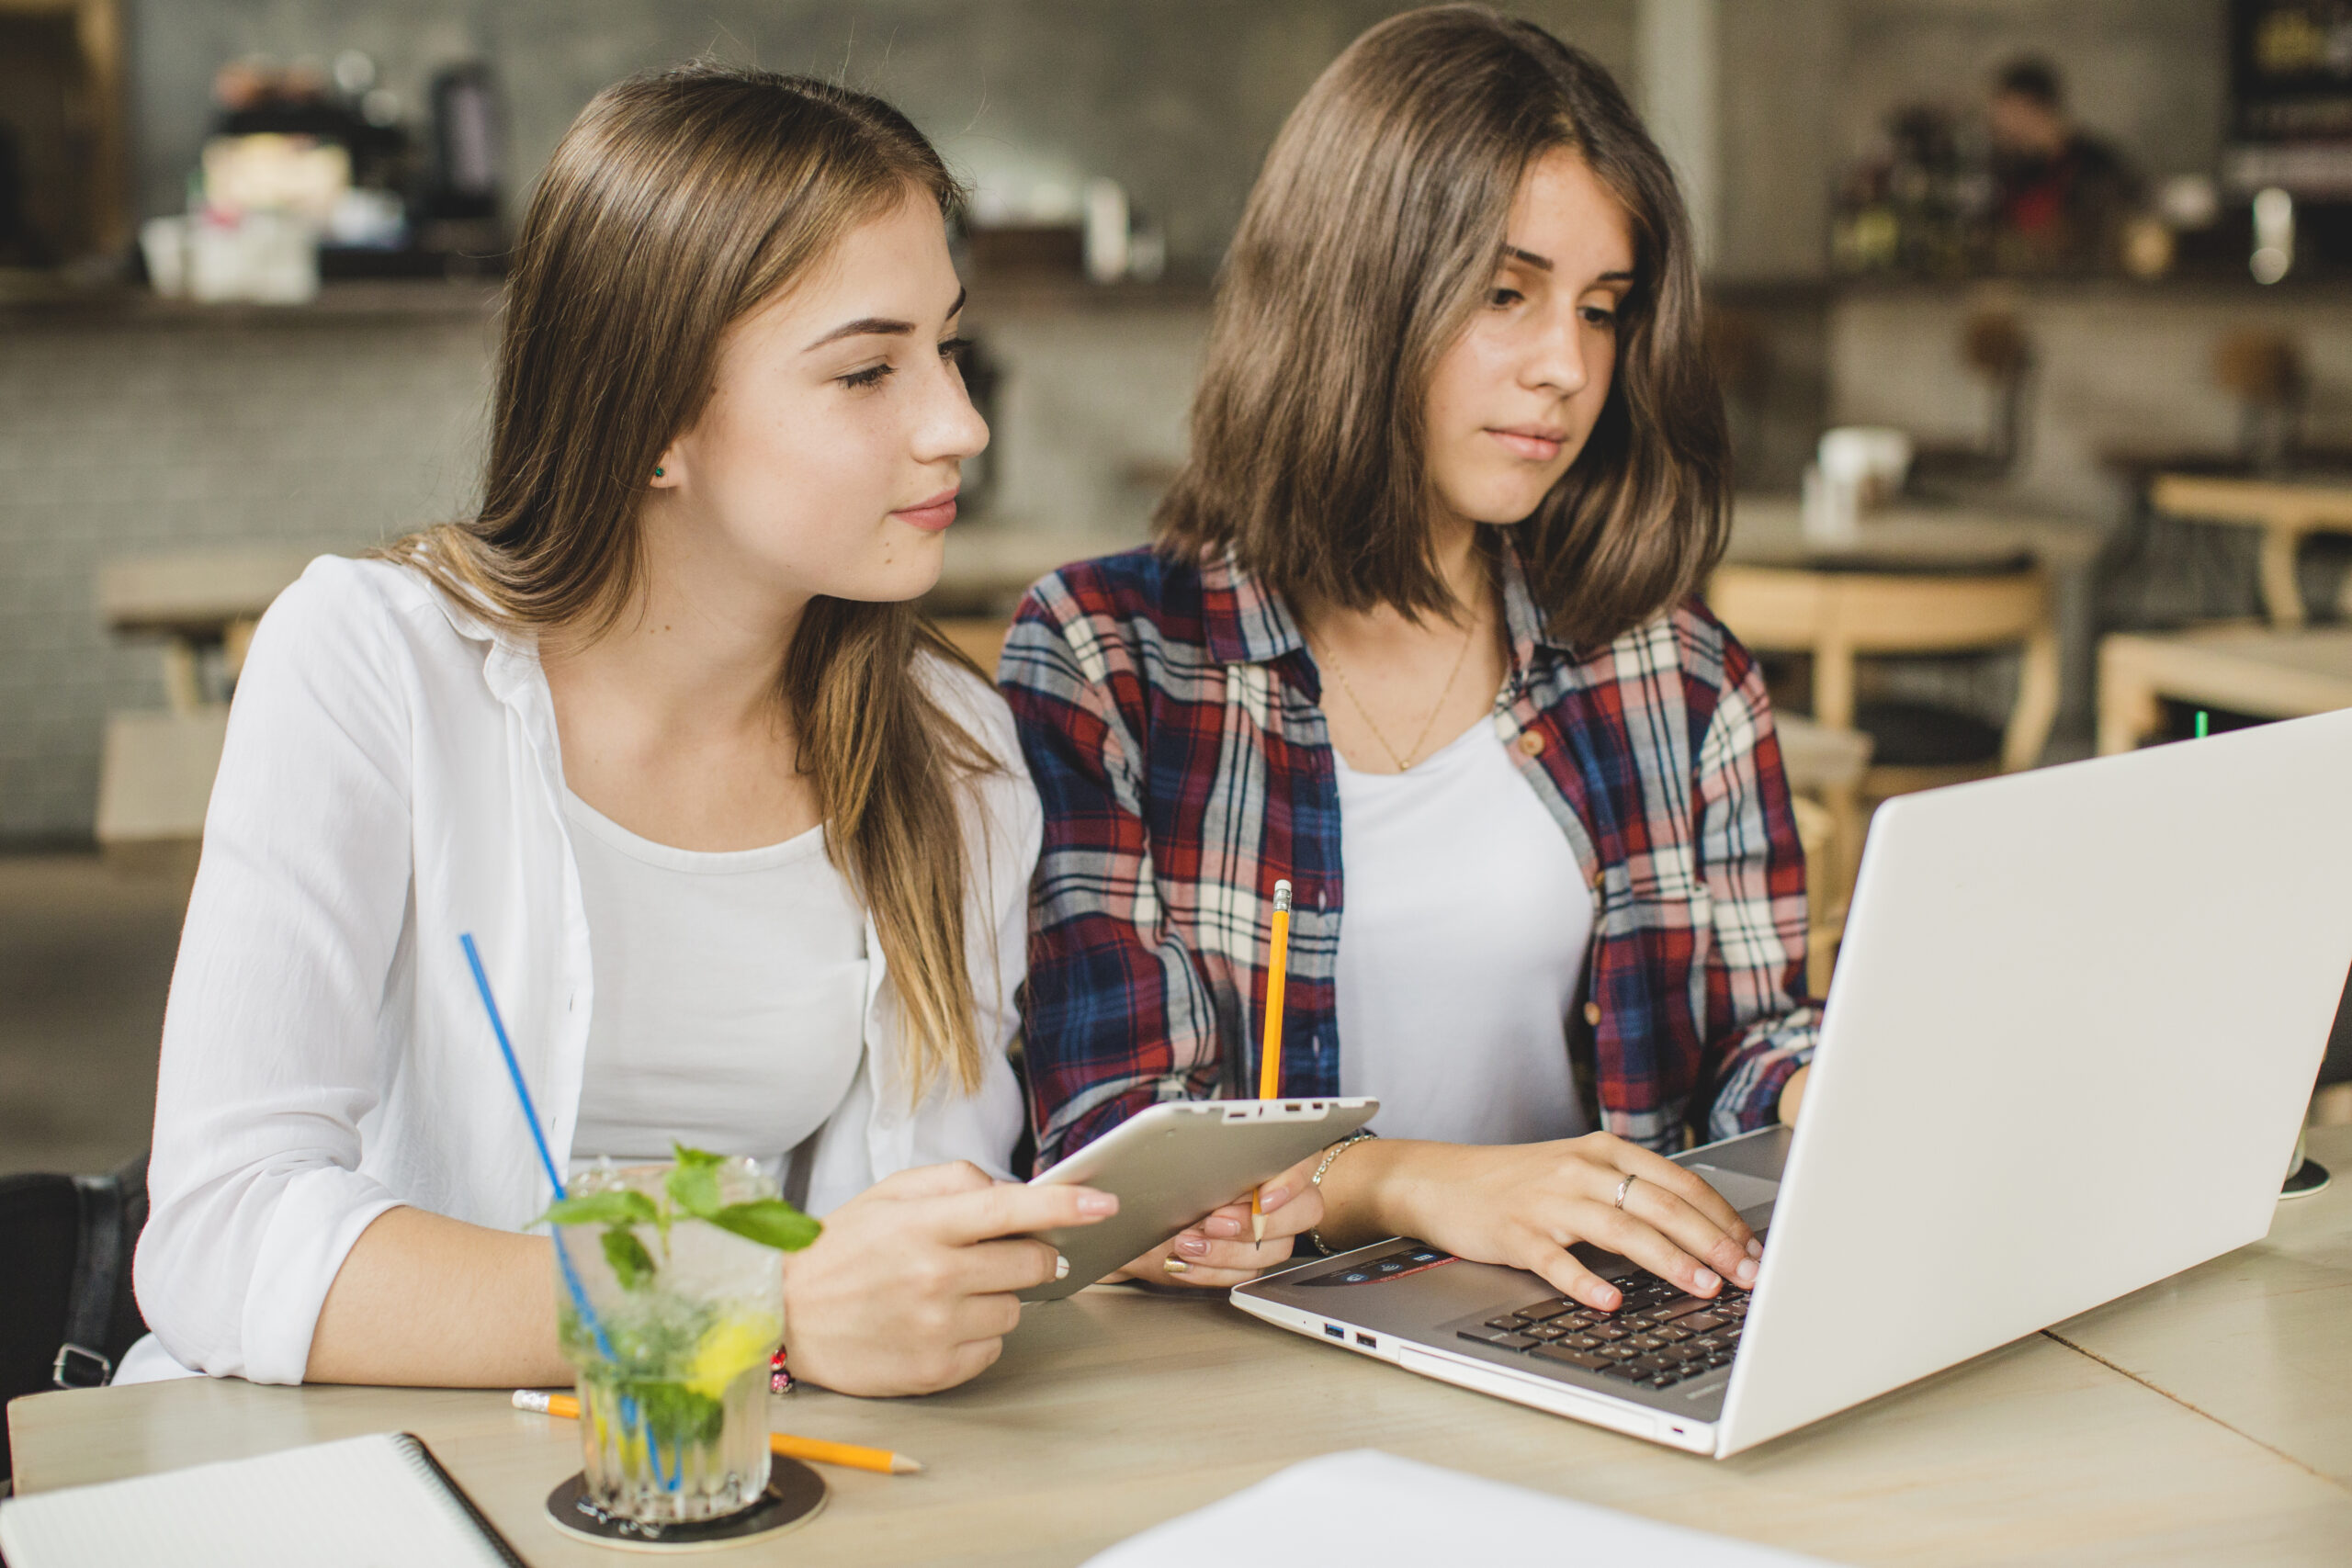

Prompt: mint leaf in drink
[
  {"left": 532, "top": 1189, "right": 659, "bottom": 1230},
  {"left": 707, "top": 1199, "right": 821, "bottom": 1252},
  {"left": 666, "top": 1160, "right": 721, "bottom": 1220},
  {"left": 601, "top": 1225, "right": 657, "bottom": 1290},
  {"left": 632, "top": 1378, "right": 725, "bottom": 1449}
]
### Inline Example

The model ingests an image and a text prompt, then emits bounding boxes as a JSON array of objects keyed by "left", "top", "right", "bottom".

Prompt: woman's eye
[
  {"left": 839, "top": 361, "right": 894, "bottom": 390},
  {"left": 1581, "top": 305, "right": 1618, "bottom": 328},
  {"left": 938, "top": 334, "right": 972, "bottom": 363},
  {"left": 1489, "top": 287, "right": 1524, "bottom": 309}
]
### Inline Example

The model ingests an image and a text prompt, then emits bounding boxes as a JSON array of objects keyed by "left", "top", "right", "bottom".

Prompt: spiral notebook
[{"left": 0, "top": 1431, "right": 526, "bottom": 1568}]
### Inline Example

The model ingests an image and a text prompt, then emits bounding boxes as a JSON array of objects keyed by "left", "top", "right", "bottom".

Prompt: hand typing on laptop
[{"left": 1306, "top": 1134, "right": 1761, "bottom": 1313}]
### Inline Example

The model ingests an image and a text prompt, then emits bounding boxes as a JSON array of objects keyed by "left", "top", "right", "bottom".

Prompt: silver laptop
[{"left": 1233, "top": 708, "right": 2352, "bottom": 1457}]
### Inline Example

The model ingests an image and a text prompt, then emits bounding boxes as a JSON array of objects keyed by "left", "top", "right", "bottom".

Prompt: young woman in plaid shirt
[{"left": 1001, "top": 7, "right": 1816, "bottom": 1315}]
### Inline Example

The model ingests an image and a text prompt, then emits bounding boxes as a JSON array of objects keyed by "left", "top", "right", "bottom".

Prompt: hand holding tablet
[{"left": 1018, "top": 1098, "right": 1379, "bottom": 1302}]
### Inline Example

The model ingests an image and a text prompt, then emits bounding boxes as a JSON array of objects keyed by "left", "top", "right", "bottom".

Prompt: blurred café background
[{"left": 3, "top": 0, "right": 2349, "bottom": 1179}]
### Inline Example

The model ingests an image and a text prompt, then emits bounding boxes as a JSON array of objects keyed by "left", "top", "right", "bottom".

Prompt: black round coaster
[
  {"left": 2281, "top": 1157, "right": 2332, "bottom": 1201},
  {"left": 544, "top": 1460, "right": 827, "bottom": 1551}
]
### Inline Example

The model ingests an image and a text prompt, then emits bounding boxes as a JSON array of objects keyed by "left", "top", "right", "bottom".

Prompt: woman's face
[
  {"left": 1422, "top": 148, "right": 1635, "bottom": 530},
  {"left": 654, "top": 188, "right": 988, "bottom": 605}
]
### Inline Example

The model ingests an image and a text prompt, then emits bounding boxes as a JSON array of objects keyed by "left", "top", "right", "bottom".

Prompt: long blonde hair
[{"left": 379, "top": 64, "right": 997, "bottom": 1097}]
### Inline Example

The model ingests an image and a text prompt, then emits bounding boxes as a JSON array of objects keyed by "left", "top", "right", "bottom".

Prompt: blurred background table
[
  {"left": 2097, "top": 626, "right": 2352, "bottom": 755},
  {"left": 13, "top": 1127, "right": 2350, "bottom": 1568},
  {"left": 1727, "top": 496, "right": 2107, "bottom": 575}
]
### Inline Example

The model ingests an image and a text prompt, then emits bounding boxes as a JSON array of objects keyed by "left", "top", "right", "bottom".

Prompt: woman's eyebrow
[
  {"left": 803, "top": 286, "right": 967, "bottom": 352},
  {"left": 1502, "top": 245, "right": 1634, "bottom": 288}
]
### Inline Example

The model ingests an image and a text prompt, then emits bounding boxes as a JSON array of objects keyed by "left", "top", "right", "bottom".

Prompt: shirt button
[
  {"left": 1583, "top": 1001, "right": 1602, "bottom": 1027},
  {"left": 1517, "top": 730, "right": 1546, "bottom": 757}
]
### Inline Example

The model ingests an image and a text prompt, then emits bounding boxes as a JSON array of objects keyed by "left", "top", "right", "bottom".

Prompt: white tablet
[{"left": 1019, "top": 1098, "right": 1379, "bottom": 1302}]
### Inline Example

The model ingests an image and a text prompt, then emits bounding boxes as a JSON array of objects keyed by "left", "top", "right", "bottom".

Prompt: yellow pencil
[
  {"left": 512, "top": 1389, "right": 923, "bottom": 1475},
  {"left": 1252, "top": 878, "right": 1295, "bottom": 1244}
]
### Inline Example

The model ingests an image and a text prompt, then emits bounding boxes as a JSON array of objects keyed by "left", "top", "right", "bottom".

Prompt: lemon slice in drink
[{"left": 682, "top": 1313, "right": 783, "bottom": 1401}]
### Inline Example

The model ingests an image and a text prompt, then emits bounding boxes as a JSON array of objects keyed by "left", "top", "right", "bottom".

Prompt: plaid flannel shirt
[{"left": 999, "top": 542, "right": 1818, "bottom": 1169}]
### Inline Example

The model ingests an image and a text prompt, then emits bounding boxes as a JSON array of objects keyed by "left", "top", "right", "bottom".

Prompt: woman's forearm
[
  {"left": 1313, "top": 1137, "right": 1450, "bottom": 1252},
  {"left": 305, "top": 1206, "right": 571, "bottom": 1386}
]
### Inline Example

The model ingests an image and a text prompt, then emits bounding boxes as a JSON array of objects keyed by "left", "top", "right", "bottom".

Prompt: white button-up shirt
[{"left": 130, "top": 556, "right": 1036, "bottom": 1383}]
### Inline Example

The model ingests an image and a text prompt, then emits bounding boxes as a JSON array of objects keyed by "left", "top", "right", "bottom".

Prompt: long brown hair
[
  {"left": 1156, "top": 5, "right": 1729, "bottom": 649},
  {"left": 379, "top": 64, "right": 998, "bottom": 1098}
]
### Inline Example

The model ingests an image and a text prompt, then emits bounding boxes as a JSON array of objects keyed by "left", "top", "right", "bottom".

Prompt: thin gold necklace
[{"left": 1315, "top": 605, "right": 1482, "bottom": 773}]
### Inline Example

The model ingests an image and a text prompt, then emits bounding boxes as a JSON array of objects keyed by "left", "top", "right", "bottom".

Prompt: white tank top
[
  {"left": 1333, "top": 718, "right": 1594, "bottom": 1145},
  {"left": 563, "top": 791, "right": 870, "bottom": 1166}
]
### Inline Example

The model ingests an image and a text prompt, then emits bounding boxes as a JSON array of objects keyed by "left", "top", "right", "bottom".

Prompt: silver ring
[{"left": 1612, "top": 1173, "right": 1638, "bottom": 1210}]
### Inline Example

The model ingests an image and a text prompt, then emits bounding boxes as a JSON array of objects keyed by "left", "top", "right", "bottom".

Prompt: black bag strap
[{"left": 53, "top": 1172, "right": 127, "bottom": 1389}]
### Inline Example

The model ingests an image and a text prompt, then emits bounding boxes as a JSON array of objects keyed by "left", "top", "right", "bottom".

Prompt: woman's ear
[{"left": 650, "top": 447, "right": 684, "bottom": 489}]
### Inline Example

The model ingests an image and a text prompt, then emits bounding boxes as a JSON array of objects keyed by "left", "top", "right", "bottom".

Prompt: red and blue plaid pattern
[{"left": 999, "top": 543, "right": 1817, "bottom": 1168}]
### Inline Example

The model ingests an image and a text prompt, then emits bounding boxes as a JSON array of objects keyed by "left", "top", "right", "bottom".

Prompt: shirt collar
[{"left": 1198, "top": 533, "right": 1577, "bottom": 676}]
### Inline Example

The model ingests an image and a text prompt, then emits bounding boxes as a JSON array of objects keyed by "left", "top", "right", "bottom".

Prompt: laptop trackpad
[{"left": 1682, "top": 1162, "right": 1780, "bottom": 1215}]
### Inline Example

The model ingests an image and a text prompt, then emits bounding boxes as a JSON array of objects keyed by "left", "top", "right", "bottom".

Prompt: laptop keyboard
[{"left": 1455, "top": 1271, "right": 1748, "bottom": 1390}]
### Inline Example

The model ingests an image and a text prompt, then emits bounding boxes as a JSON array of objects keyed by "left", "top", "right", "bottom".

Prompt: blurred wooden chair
[
  {"left": 1910, "top": 309, "right": 2035, "bottom": 491},
  {"left": 94, "top": 549, "right": 310, "bottom": 868},
  {"left": 2214, "top": 329, "right": 2304, "bottom": 474},
  {"left": 1778, "top": 716, "right": 1872, "bottom": 996},
  {"left": 1709, "top": 556, "right": 2060, "bottom": 893}
]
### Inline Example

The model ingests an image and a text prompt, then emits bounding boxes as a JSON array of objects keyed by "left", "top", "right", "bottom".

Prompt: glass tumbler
[{"left": 552, "top": 1158, "right": 785, "bottom": 1524}]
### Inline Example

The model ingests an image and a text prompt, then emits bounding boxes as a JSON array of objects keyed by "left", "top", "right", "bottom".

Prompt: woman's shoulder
[
  {"left": 1012, "top": 545, "right": 1210, "bottom": 642},
  {"left": 1584, "top": 594, "right": 1758, "bottom": 701},
  {"left": 1002, "top": 546, "right": 1227, "bottom": 702},
  {"left": 261, "top": 553, "right": 489, "bottom": 656}
]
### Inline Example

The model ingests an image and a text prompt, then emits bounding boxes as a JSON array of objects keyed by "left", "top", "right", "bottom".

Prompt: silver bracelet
[{"left": 1305, "top": 1130, "right": 1377, "bottom": 1255}]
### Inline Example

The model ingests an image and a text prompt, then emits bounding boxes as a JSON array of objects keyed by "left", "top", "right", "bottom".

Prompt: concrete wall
[
  {"left": 126, "top": 0, "right": 1635, "bottom": 276},
  {"left": 0, "top": 306, "right": 492, "bottom": 838}
]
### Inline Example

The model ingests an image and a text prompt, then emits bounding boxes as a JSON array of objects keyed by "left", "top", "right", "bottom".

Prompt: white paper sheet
[{"left": 1085, "top": 1449, "right": 1838, "bottom": 1567}]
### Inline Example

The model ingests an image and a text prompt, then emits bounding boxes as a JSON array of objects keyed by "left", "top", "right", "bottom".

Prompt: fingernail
[
  {"left": 1203, "top": 1215, "right": 1241, "bottom": 1238},
  {"left": 1747, "top": 1238, "right": 1763, "bottom": 1259},
  {"left": 1163, "top": 1257, "right": 1191, "bottom": 1275},
  {"left": 1736, "top": 1258, "right": 1758, "bottom": 1285},
  {"left": 1693, "top": 1268, "right": 1721, "bottom": 1292},
  {"left": 1054, "top": 1252, "right": 1070, "bottom": 1280},
  {"left": 1077, "top": 1191, "right": 1117, "bottom": 1216},
  {"left": 1260, "top": 1185, "right": 1289, "bottom": 1209},
  {"left": 1176, "top": 1236, "right": 1209, "bottom": 1258}
]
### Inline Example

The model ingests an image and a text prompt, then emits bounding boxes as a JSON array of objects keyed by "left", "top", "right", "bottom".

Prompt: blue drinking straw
[{"left": 463, "top": 933, "right": 680, "bottom": 1490}]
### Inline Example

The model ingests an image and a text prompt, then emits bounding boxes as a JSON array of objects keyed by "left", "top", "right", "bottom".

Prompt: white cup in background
[
  {"left": 1802, "top": 462, "right": 1859, "bottom": 545},
  {"left": 139, "top": 217, "right": 190, "bottom": 298},
  {"left": 1817, "top": 425, "right": 1914, "bottom": 509}
]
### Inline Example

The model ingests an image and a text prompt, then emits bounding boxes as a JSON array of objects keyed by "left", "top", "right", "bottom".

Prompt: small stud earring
[{"left": 652, "top": 466, "right": 665, "bottom": 479}]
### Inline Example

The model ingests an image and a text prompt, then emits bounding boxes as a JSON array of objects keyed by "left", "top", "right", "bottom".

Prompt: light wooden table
[
  {"left": 2148, "top": 473, "right": 2352, "bottom": 629},
  {"left": 2096, "top": 626, "right": 2352, "bottom": 754},
  {"left": 12, "top": 1128, "right": 2350, "bottom": 1567}
]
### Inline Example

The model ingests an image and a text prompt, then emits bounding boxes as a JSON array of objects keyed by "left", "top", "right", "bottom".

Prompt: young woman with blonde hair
[
  {"left": 1003, "top": 6, "right": 1815, "bottom": 1314},
  {"left": 129, "top": 64, "right": 1113, "bottom": 1396}
]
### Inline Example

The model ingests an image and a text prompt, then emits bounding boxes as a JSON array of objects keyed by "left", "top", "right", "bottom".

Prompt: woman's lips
[
  {"left": 1488, "top": 426, "right": 1568, "bottom": 462},
  {"left": 892, "top": 486, "right": 960, "bottom": 533}
]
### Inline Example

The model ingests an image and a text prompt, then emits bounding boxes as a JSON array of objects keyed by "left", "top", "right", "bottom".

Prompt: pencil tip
[
  {"left": 892, "top": 1456, "right": 924, "bottom": 1474},
  {"left": 1251, "top": 1213, "right": 1266, "bottom": 1245}
]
